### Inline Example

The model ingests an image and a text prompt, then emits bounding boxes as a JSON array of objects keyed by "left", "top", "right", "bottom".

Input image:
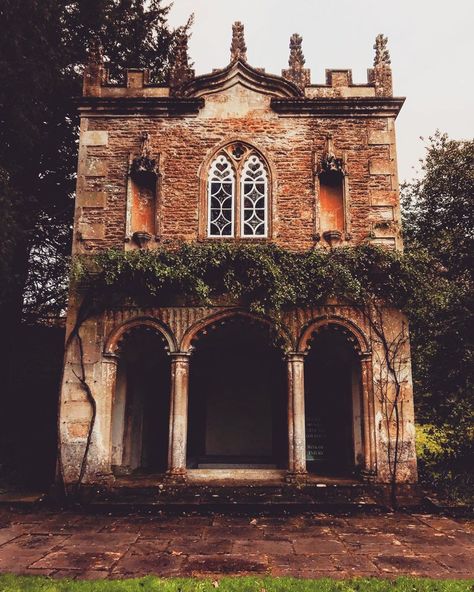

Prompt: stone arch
[
  {"left": 104, "top": 316, "right": 178, "bottom": 357},
  {"left": 198, "top": 138, "right": 276, "bottom": 183},
  {"left": 297, "top": 315, "right": 370, "bottom": 355},
  {"left": 180, "top": 308, "right": 293, "bottom": 353}
]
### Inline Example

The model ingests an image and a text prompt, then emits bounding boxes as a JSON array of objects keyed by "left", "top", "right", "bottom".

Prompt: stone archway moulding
[
  {"left": 180, "top": 308, "right": 294, "bottom": 353},
  {"left": 103, "top": 316, "right": 178, "bottom": 356},
  {"left": 297, "top": 315, "right": 371, "bottom": 355}
]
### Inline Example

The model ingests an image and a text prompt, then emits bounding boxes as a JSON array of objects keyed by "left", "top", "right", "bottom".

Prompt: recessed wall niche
[{"left": 126, "top": 132, "right": 159, "bottom": 248}]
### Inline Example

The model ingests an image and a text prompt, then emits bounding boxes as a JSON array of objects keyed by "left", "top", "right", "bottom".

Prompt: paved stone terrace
[{"left": 0, "top": 508, "right": 472, "bottom": 580}]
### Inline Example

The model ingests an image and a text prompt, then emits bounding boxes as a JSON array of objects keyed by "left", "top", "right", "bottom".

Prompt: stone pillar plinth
[
  {"left": 360, "top": 352, "right": 377, "bottom": 480},
  {"left": 167, "top": 352, "right": 191, "bottom": 481},
  {"left": 93, "top": 354, "right": 118, "bottom": 484},
  {"left": 286, "top": 352, "right": 307, "bottom": 483}
]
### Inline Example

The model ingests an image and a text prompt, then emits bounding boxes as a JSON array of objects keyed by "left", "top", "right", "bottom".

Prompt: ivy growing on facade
[{"left": 72, "top": 242, "right": 448, "bottom": 318}]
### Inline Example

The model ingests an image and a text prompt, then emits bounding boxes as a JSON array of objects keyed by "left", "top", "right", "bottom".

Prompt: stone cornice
[
  {"left": 181, "top": 59, "right": 303, "bottom": 99},
  {"left": 78, "top": 97, "right": 204, "bottom": 117},
  {"left": 271, "top": 96, "right": 405, "bottom": 118}
]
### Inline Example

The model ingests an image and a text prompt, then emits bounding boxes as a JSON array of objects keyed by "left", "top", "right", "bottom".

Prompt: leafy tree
[
  {"left": 402, "top": 133, "right": 474, "bottom": 501},
  {"left": 402, "top": 133, "right": 474, "bottom": 421},
  {"left": 0, "top": 0, "right": 190, "bottom": 484}
]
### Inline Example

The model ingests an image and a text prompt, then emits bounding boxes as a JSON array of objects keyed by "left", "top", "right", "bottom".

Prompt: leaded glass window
[
  {"left": 241, "top": 155, "right": 268, "bottom": 237},
  {"left": 208, "top": 155, "right": 235, "bottom": 237},
  {"left": 206, "top": 144, "right": 269, "bottom": 239}
]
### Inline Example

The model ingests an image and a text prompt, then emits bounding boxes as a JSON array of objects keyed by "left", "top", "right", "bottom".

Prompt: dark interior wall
[
  {"left": 1, "top": 323, "right": 64, "bottom": 490},
  {"left": 187, "top": 320, "right": 287, "bottom": 466},
  {"left": 114, "top": 331, "right": 170, "bottom": 473},
  {"left": 305, "top": 331, "right": 358, "bottom": 475}
]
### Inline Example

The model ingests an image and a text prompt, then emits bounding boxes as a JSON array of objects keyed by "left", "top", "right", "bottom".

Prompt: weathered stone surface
[
  {"left": 369, "top": 158, "right": 394, "bottom": 175},
  {"left": 81, "top": 130, "right": 108, "bottom": 146},
  {"left": 84, "top": 157, "right": 107, "bottom": 177},
  {"left": 78, "top": 191, "right": 107, "bottom": 208},
  {"left": 368, "top": 130, "right": 391, "bottom": 145},
  {"left": 78, "top": 221, "right": 105, "bottom": 240},
  {"left": 0, "top": 510, "right": 472, "bottom": 580}
]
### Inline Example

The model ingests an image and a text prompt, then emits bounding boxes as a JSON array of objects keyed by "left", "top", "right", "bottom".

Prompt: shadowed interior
[{"left": 187, "top": 319, "right": 288, "bottom": 469}]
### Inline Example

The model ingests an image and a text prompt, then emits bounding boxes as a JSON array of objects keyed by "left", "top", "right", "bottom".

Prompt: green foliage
[
  {"left": 402, "top": 132, "right": 474, "bottom": 501},
  {"left": 0, "top": 575, "right": 472, "bottom": 592},
  {"left": 0, "top": 0, "right": 191, "bottom": 324},
  {"left": 416, "top": 412, "right": 474, "bottom": 504},
  {"left": 402, "top": 133, "right": 474, "bottom": 420},
  {"left": 72, "top": 242, "right": 447, "bottom": 318}
]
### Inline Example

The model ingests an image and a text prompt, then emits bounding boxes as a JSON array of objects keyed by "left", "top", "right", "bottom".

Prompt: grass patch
[{"left": 0, "top": 576, "right": 472, "bottom": 592}]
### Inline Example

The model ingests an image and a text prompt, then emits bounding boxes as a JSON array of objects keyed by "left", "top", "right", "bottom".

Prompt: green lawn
[{"left": 0, "top": 576, "right": 472, "bottom": 592}]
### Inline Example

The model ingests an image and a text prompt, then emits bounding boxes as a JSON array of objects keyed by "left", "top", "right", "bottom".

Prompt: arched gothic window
[
  {"left": 207, "top": 143, "right": 269, "bottom": 239},
  {"left": 241, "top": 155, "right": 268, "bottom": 237},
  {"left": 208, "top": 155, "right": 235, "bottom": 237}
]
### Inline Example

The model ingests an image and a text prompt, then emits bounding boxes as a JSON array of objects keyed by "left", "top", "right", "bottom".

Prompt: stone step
[{"left": 75, "top": 482, "right": 393, "bottom": 515}]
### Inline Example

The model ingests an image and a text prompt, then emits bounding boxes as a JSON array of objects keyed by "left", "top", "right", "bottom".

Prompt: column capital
[
  {"left": 169, "top": 351, "right": 192, "bottom": 363},
  {"left": 285, "top": 351, "right": 307, "bottom": 363},
  {"left": 103, "top": 352, "right": 119, "bottom": 365}
]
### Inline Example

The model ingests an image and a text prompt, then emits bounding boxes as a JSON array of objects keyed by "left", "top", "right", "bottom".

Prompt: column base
[
  {"left": 285, "top": 471, "right": 308, "bottom": 485},
  {"left": 165, "top": 468, "right": 188, "bottom": 484}
]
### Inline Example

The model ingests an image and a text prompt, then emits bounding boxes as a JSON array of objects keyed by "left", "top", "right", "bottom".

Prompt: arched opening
[
  {"left": 187, "top": 317, "right": 287, "bottom": 469},
  {"left": 111, "top": 328, "right": 171, "bottom": 475},
  {"left": 304, "top": 326, "right": 363, "bottom": 476}
]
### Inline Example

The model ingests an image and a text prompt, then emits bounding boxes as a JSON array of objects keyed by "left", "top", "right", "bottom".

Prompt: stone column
[
  {"left": 360, "top": 352, "right": 377, "bottom": 480},
  {"left": 286, "top": 352, "right": 307, "bottom": 482},
  {"left": 167, "top": 352, "right": 191, "bottom": 480},
  {"left": 94, "top": 354, "right": 119, "bottom": 483}
]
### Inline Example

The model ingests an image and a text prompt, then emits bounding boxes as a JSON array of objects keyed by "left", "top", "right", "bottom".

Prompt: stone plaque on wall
[{"left": 306, "top": 415, "right": 326, "bottom": 461}]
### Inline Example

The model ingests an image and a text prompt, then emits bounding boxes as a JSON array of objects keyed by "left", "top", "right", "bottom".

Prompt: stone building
[{"left": 58, "top": 25, "right": 417, "bottom": 491}]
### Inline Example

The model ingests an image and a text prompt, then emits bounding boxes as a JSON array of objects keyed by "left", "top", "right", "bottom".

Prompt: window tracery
[
  {"left": 206, "top": 143, "right": 269, "bottom": 239},
  {"left": 208, "top": 154, "right": 235, "bottom": 237},
  {"left": 241, "top": 155, "right": 268, "bottom": 237}
]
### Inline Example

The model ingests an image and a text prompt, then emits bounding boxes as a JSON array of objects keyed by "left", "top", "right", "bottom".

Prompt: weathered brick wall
[{"left": 75, "top": 83, "right": 402, "bottom": 253}]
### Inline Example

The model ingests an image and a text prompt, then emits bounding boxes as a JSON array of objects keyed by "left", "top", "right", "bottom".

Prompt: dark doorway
[
  {"left": 305, "top": 329, "right": 362, "bottom": 476},
  {"left": 112, "top": 329, "right": 170, "bottom": 474},
  {"left": 187, "top": 318, "right": 287, "bottom": 469}
]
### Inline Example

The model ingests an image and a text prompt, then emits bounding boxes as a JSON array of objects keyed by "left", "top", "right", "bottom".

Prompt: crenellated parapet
[{"left": 81, "top": 29, "right": 395, "bottom": 101}]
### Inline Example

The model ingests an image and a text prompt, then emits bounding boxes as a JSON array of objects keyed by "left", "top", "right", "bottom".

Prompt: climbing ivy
[{"left": 71, "top": 242, "right": 448, "bottom": 318}]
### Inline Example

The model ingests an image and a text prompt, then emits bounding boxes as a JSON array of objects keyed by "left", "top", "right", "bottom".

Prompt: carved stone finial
[
  {"left": 130, "top": 132, "right": 158, "bottom": 186},
  {"left": 289, "top": 33, "right": 305, "bottom": 69},
  {"left": 139, "top": 131, "right": 151, "bottom": 158},
  {"left": 230, "top": 21, "right": 247, "bottom": 62},
  {"left": 88, "top": 34, "right": 104, "bottom": 66},
  {"left": 282, "top": 33, "right": 310, "bottom": 90},
  {"left": 169, "top": 32, "right": 194, "bottom": 94},
  {"left": 373, "top": 34, "right": 391, "bottom": 67},
  {"left": 318, "top": 135, "right": 344, "bottom": 175}
]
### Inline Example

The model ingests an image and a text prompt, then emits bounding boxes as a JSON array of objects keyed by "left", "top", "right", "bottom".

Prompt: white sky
[{"left": 167, "top": 0, "right": 474, "bottom": 182}]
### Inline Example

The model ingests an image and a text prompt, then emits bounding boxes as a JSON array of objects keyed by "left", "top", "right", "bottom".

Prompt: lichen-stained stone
[
  {"left": 77, "top": 221, "right": 105, "bottom": 240},
  {"left": 81, "top": 130, "right": 108, "bottom": 147},
  {"left": 78, "top": 191, "right": 107, "bottom": 208},
  {"left": 369, "top": 158, "right": 395, "bottom": 176},
  {"left": 84, "top": 157, "right": 108, "bottom": 177},
  {"left": 368, "top": 130, "right": 392, "bottom": 145}
]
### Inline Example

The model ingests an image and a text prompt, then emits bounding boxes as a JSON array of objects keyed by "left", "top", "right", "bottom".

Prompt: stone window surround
[{"left": 199, "top": 141, "right": 273, "bottom": 242}]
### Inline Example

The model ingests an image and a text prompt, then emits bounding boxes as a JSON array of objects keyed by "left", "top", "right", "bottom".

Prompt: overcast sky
[{"left": 167, "top": 0, "right": 474, "bottom": 182}]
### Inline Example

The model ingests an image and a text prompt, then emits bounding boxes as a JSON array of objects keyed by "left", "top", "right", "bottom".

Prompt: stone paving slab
[{"left": 0, "top": 508, "right": 472, "bottom": 580}]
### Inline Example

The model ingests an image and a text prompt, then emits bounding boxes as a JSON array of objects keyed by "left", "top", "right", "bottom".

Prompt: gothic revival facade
[{"left": 59, "top": 25, "right": 417, "bottom": 490}]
